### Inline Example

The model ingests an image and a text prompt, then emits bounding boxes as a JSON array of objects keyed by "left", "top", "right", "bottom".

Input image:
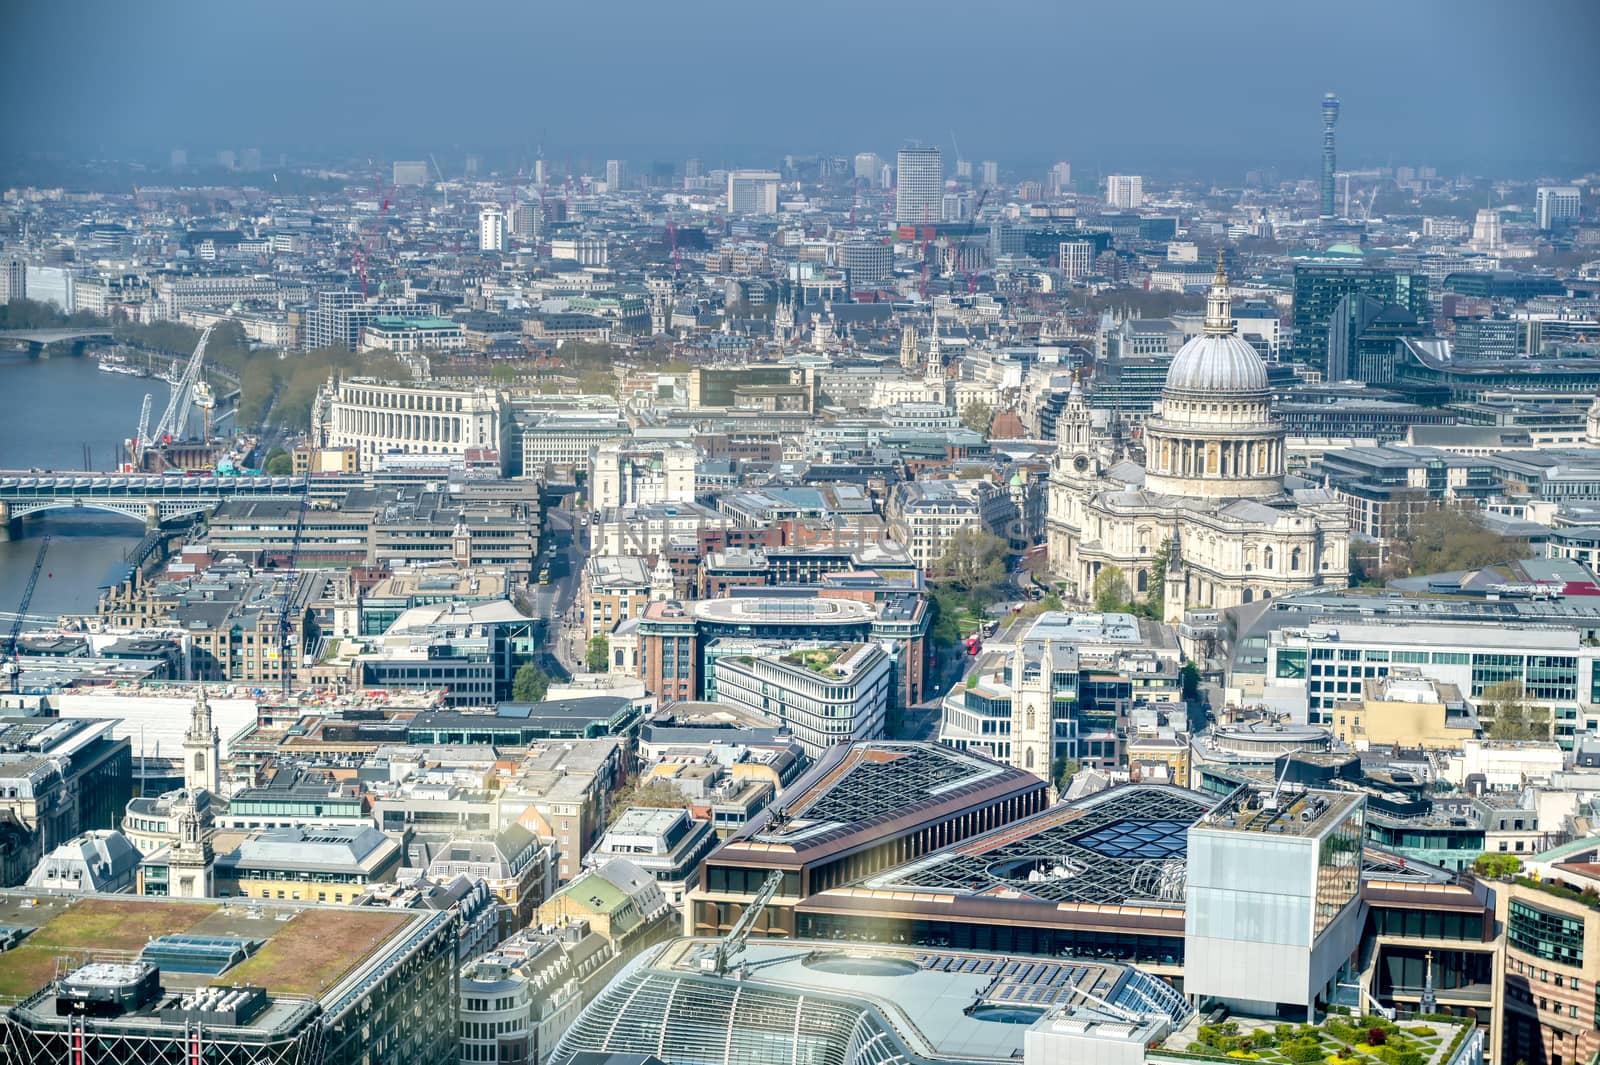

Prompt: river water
[{"left": 0, "top": 353, "right": 179, "bottom": 617}]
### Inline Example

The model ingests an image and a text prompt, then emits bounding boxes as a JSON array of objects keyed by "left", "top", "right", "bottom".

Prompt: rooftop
[
  {"left": 716, "top": 742, "right": 1045, "bottom": 863},
  {"left": 555, "top": 937, "right": 1192, "bottom": 1065},
  {"left": 0, "top": 893, "right": 418, "bottom": 1007},
  {"left": 866, "top": 784, "right": 1215, "bottom": 908}
]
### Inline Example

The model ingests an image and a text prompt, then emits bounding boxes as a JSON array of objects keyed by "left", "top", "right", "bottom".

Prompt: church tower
[
  {"left": 183, "top": 685, "right": 220, "bottom": 795},
  {"left": 899, "top": 324, "right": 920, "bottom": 372},
  {"left": 1010, "top": 639, "right": 1058, "bottom": 785},
  {"left": 167, "top": 791, "right": 215, "bottom": 899},
  {"left": 650, "top": 553, "right": 675, "bottom": 601}
]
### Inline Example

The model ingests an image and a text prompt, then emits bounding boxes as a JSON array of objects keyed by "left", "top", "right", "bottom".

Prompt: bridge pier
[
  {"left": 145, "top": 504, "right": 162, "bottom": 532},
  {"left": 0, "top": 502, "right": 11, "bottom": 543}
]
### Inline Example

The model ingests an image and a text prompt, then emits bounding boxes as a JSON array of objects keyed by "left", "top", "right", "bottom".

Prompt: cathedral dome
[{"left": 1164, "top": 332, "right": 1268, "bottom": 395}]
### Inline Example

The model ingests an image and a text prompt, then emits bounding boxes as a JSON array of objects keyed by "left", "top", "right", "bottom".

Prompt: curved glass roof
[{"left": 867, "top": 784, "right": 1215, "bottom": 907}]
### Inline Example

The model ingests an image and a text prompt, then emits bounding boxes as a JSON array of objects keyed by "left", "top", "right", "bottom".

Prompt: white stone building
[{"left": 1047, "top": 260, "right": 1350, "bottom": 612}]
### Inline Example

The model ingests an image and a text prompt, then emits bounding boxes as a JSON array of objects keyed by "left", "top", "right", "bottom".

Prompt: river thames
[{"left": 0, "top": 353, "right": 177, "bottom": 617}]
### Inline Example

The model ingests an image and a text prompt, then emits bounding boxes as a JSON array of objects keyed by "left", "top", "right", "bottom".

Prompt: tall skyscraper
[
  {"left": 1048, "top": 161, "right": 1072, "bottom": 196},
  {"left": 1105, "top": 175, "right": 1143, "bottom": 209},
  {"left": 955, "top": 159, "right": 973, "bottom": 180},
  {"left": 605, "top": 159, "right": 623, "bottom": 189},
  {"left": 479, "top": 207, "right": 506, "bottom": 252},
  {"left": 980, "top": 160, "right": 999, "bottom": 188},
  {"left": 685, "top": 158, "right": 704, "bottom": 180},
  {"left": 1320, "top": 92, "right": 1340, "bottom": 219},
  {"left": 895, "top": 146, "right": 944, "bottom": 225},
  {"left": 1536, "top": 186, "right": 1582, "bottom": 231},
  {"left": 726, "top": 170, "right": 780, "bottom": 215}
]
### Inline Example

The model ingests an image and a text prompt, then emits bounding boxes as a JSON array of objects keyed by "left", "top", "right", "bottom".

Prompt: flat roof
[{"left": 0, "top": 892, "right": 423, "bottom": 1008}]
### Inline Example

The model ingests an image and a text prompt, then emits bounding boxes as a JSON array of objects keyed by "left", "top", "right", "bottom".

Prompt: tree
[
  {"left": 1472, "top": 852, "right": 1523, "bottom": 879},
  {"left": 1480, "top": 680, "right": 1550, "bottom": 741},
  {"left": 513, "top": 662, "right": 550, "bottom": 703},
  {"left": 606, "top": 779, "right": 694, "bottom": 824},
  {"left": 960, "top": 400, "right": 994, "bottom": 433},
  {"left": 1051, "top": 756, "right": 1080, "bottom": 793},
  {"left": 1181, "top": 661, "right": 1202, "bottom": 702},
  {"left": 1093, "top": 566, "right": 1132, "bottom": 613},
  {"left": 263, "top": 449, "right": 293, "bottom": 475},
  {"left": 929, "top": 528, "right": 1010, "bottom": 602},
  {"left": 586, "top": 635, "right": 610, "bottom": 673}
]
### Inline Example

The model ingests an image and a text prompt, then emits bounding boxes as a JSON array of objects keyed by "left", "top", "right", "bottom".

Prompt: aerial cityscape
[{"left": 0, "top": 2, "right": 1598, "bottom": 1064}]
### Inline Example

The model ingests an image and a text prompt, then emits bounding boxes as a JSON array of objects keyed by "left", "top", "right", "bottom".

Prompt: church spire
[{"left": 1204, "top": 250, "right": 1235, "bottom": 337}]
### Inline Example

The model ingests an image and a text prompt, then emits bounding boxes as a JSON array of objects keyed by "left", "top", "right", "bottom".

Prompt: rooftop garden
[
  {"left": 1513, "top": 875, "right": 1600, "bottom": 909},
  {"left": 1166, "top": 1013, "right": 1473, "bottom": 1065},
  {"left": 218, "top": 908, "right": 407, "bottom": 998},
  {"left": 783, "top": 647, "right": 845, "bottom": 677},
  {"left": 0, "top": 898, "right": 219, "bottom": 1002}
]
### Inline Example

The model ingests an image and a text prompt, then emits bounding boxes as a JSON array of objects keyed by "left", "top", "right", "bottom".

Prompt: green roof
[{"left": 370, "top": 315, "right": 459, "bottom": 330}]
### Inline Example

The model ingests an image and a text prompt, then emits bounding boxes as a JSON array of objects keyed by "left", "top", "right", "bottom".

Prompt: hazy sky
[{"left": 3, "top": 0, "right": 1596, "bottom": 178}]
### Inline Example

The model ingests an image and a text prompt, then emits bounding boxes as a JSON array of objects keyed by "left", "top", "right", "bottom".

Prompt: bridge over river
[{"left": 0, "top": 472, "right": 305, "bottom": 538}]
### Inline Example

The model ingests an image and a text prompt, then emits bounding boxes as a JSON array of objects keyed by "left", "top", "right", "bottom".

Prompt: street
[{"left": 533, "top": 505, "right": 589, "bottom": 674}]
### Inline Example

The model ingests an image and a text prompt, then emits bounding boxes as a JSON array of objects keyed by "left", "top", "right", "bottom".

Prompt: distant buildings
[
  {"left": 393, "top": 159, "right": 429, "bottom": 186},
  {"left": 895, "top": 146, "right": 943, "bottom": 225},
  {"left": 725, "top": 170, "right": 779, "bottom": 216},
  {"left": 479, "top": 206, "right": 506, "bottom": 252},
  {"left": 1536, "top": 185, "right": 1582, "bottom": 231},
  {"left": 1105, "top": 174, "right": 1144, "bottom": 210},
  {"left": 1320, "top": 91, "right": 1340, "bottom": 218}
]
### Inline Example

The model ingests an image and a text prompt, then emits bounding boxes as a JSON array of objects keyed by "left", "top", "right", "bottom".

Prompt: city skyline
[{"left": 2, "top": 0, "right": 1598, "bottom": 178}]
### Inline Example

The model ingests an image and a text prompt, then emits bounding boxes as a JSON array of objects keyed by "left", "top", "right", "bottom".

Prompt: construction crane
[
  {"left": 126, "top": 393, "right": 153, "bottom": 471},
  {"left": 3, "top": 537, "right": 50, "bottom": 694},
  {"left": 276, "top": 477, "right": 311, "bottom": 694},
  {"left": 149, "top": 325, "right": 214, "bottom": 446},
  {"left": 700, "top": 868, "right": 783, "bottom": 977},
  {"left": 961, "top": 188, "right": 990, "bottom": 293}
]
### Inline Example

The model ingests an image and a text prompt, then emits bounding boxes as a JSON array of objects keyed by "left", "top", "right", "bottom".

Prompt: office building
[
  {"left": 1186, "top": 786, "right": 1366, "bottom": 1020},
  {"left": 584, "top": 807, "right": 717, "bottom": 906},
  {"left": 0, "top": 257, "right": 25, "bottom": 303},
  {"left": 725, "top": 170, "right": 779, "bottom": 215},
  {"left": 852, "top": 151, "right": 882, "bottom": 182},
  {"left": 1105, "top": 174, "right": 1143, "bottom": 210},
  {"left": 318, "top": 379, "right": 506, "bottom": 466},
  {"left": 0, "top": 892, "right": 458, "bottom": 1064},
  {"left": 0, "top": 717, "right": 132, "bottom": 888},
  {"left": 1320, "top": 92, "right": 1340, "bottom": 218},
  {"left": 1536, "top": 185, "right": 1582, "bottom": 231},
  {"left": 24, "top": 264, "right": 74, "bottom": 312},
  {"left": 895, "top": 146, "right": 944, "bottom": 225},
  {"left": 1325, "top": 293, "right": 1426, "bottom": 384},
  {"left": 1058, "top": 240, "right": 1095, "bottom": 281},
  {"left": 837, "top": 238, "right": 893, "bottom": 290},
  {"left": 980, "top": 159, "right": 999, "bottom": 187},
  {"left": 1291, "top": 263, "right": 1430, "bottom": 371},
  {"left": 479, "top": 207, "right": 506, "bottom": 252},
  {"left": 604, "top": 158, "right": 623, "bottom": 189},
  {"left": 713, "top": 642, "right": 894, "bottom": 757},
  {"left": 685, "top": 742, "right": 1048, "bottom": 941}
]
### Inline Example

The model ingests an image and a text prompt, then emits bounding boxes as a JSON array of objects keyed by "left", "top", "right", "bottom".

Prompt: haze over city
[
  {"left": 3, "top": 0, "right": 1599, "bottom": 175},
  {"left": 2, "top": 3, "right": 1600, "bottom": 1065}
]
